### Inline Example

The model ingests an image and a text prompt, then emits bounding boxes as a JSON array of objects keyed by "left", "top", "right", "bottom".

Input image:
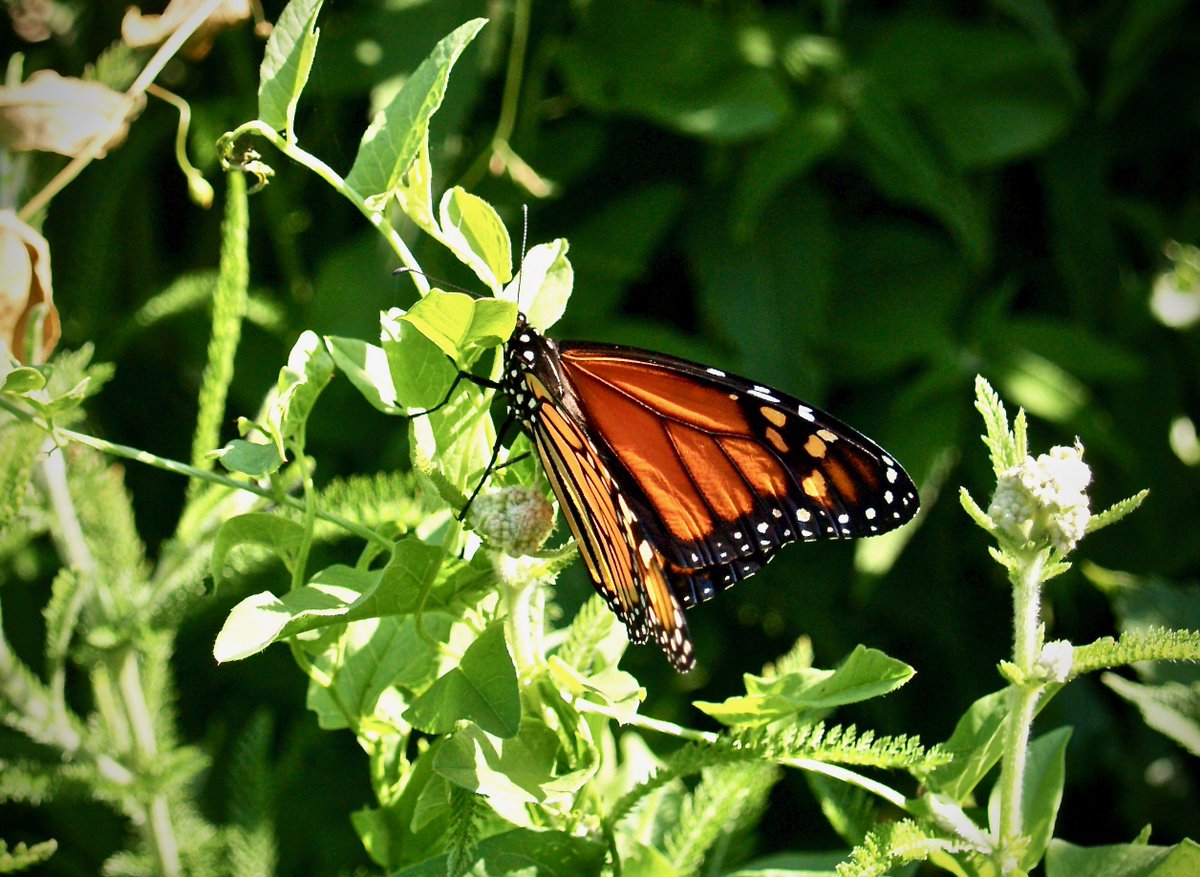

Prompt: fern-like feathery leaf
[
  {"left": 735, "top": 722, "right": 949, "bottom": 776},
  {"left": 607, "top": 722, "right": 946, "bottom": 828},
  {"left": 664, "top": 762, "right": 779, "bottom": 876},
  {"left": 1087, "top": 489, "right": 1150, "bottom": 535},
  {"left": 312, "top": 470, "right": 430, "bottom": 537},
  {"left": 446, "top": 785, "right": 486, "bottom": 877},
  {"left": 1072, "top": 626, "right": 1200, "bottom": 678},
  {"left": 973, "top": 376, "right": 1017, "bottom": 476},
  {"left": 0, "top": 838, "right": 58, "bottom": 872},
  {"left": 556, "top": 595, "right": 616, "bottom": 673},
  {"left": 835, "top": 819, "right": 966, "bottom": 877}
]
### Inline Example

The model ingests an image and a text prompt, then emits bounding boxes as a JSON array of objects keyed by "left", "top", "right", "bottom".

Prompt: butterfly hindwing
[{"left": 524, "top": 373, "right": 695, "bottom": 671}]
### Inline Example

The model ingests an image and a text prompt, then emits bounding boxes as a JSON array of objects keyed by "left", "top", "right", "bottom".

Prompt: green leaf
[
  {"left": 504, "top": 238, "right": 573, "bottom": 331},
  {"left": 1011, "top": 727, "right": 1072, "bottom": 870},
  {"left": 211, "top": 438, "right": 286, "bottom": 476},
  {"left": 210, "top": 512, "right": 306, "bottom": 587},
  {"left": 257, "top": 0, "right": 323, "bottom": 138},
  {"left": 925, "top": 687, "right": 1008, "bottom": 801},
  {"left": 847, "top": 77, "right": 987, "bottom": 264},
  {"left": 307, "top": 613, "right": 450, "bottom": 732},
  {"left": 1, "top": 366, "right": 46, "bottom": 395},
  {"left": 265, "top": 329, "right": 334, "bottom": 455},
  {"left": 212, "top": 538, "right": 450, "bottom": 661},
  {"left": 396, "top": 291, "right": 517, "bottom": 361},
  {"left": 1103, "top": 675, "right": 1200, "bottom": 757},
  {"left": 438, "top": 187, "right": 513, "bottom": 294},
  {"left": 325, "top": 335, "right": 402, "bottom": 414},
  {"left": 694, "top": 646, "right": 914, "bottom": 727},
  {"left": 434, "top": 717, "right": 596, "bottom": 807},
  {"left": 1045, "top": 838, "right": 1200, "bottom": 877},
  {"left": 389, "top": 828, "right": 607, "bottom": 877},
  {"left": 379, "top": 310, "right": 458, "bottom": 411},
  {"left": 394, "top": 139, "right": 437, "bottom": 235},
  {"left": 345, "top": 19, "right": 487, "bottom": 202},
  {"left": 862, "top": 18, "right": 1080, "bottom": 168},
  {"left": 731, "top": 105, "right": 846, "bottom": 237},
  {"left": 405, "top": 622, "right": 521, "bottom": 738}
]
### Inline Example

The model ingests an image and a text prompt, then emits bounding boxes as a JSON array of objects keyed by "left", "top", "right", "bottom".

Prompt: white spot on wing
[{"left": 706, "top": 367, "right": 726, "bottom": 377}]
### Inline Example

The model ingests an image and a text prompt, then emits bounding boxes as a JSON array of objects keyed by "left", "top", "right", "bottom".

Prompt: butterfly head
[{"left": 502, "top": 313, "right": 555, "bottom": 425}]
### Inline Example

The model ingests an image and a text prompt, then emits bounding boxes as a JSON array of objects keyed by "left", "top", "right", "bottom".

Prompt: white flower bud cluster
[
  {"left": 987, "top": 443, "right": 1092, "bottom": 553},
  {"left": 469, "top": 485, "right": 555, "bottom": 556}
]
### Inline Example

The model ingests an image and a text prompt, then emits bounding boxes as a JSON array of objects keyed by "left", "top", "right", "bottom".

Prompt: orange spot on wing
[
  {"left": 804, "top": 434, "right": 827, "bottom": 458},
  {"left": 802, "top": 469, "right": 828, "bottom": 501}
]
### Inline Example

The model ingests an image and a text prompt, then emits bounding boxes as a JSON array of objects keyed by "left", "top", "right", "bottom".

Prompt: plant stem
[
  {"left": 24, "top": 416, "right": 392, "bottom": 550},
  {"left": 996, "top": 547, "right": 1048, "bottom": 874},
  {"left": 218, "top": 120, "right": 428, "bottom": 293}
]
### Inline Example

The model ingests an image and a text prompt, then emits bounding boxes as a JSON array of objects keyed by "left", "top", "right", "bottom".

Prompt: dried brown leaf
[
  {"left": 0, "top": 70, "right": 134, "bottom": 158},
  {"left": 122, "top": 0, "right": 253, "bottom": 60},
  {"left": 0, "top": 210, "right": 59, "bottom": 363}
]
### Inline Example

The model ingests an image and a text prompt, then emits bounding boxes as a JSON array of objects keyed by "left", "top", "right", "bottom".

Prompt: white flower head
[
  {"left": 468, "top": 485, "right": 555, "bottom": 556},
  {"left": 988, "top": 442, "right": 1092, "bottom": 553},
  {"left": 1036, "top": 639, "right": 1075, "bottom": 683}
]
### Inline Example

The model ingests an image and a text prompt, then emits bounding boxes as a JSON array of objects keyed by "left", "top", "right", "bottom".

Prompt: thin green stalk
[
  {"left": 47, "top": 422, "right": 390, "bottom": 550},
  {"left": 996, "top": 548, "right": 1048, "bottom": 874},
  {"left": 186, "top": 169, "right": 249, "bottom": 499},
  {"left": 116, "top": 649, "right": 182, "bottom": 877},
  {"left": 289, "top": 427, "right": 317, "bottom": 592},
  {"left": 218, "top": 121, "right": 428, "bottom": 293}
]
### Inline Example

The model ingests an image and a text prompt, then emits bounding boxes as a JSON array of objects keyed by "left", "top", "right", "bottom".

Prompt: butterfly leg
[
  {"left": 407, "top": 365, "right": 505, "bottom": 418},
  {"left": 458, "top": 410, "right": 520, "bottom": 521}
]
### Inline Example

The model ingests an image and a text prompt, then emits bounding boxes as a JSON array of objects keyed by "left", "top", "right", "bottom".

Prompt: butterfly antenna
[
  {"left": 394, "top": 266, "right": 479, "bottom": 297},
  {"left": 516, "top": 204, "right": 529, "bottom": 311}
]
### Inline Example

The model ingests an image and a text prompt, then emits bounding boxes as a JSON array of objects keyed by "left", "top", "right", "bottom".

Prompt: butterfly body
[{"left": 500, "top": 313, "right": 918, "bottom": 672}]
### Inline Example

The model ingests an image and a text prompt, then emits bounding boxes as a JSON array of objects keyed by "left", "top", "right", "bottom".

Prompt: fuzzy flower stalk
[{"left": 959, "top": 377, "right": 1145, "bottom": 876}]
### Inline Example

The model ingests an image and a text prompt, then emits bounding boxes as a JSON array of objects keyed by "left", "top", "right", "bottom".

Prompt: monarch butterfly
[{"left": 489, "top": 312, "right": 919, "bottom": 673}]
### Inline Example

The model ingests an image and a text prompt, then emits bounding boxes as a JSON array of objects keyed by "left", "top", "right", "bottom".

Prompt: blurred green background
[{"left": 4, "top": 0, "right": 1199, "bottom": 872}]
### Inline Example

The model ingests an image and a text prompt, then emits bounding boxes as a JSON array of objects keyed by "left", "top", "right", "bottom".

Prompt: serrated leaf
[
  {"left": 438, "top": 187, "right": 513, "bottom": 293},
  {"left": 694, "top": 645, "right": 914, "bottom": 727},
  {"left": 345, "top": 19, "right": 487, "bottom": 200},
  {"left": 257, "top": 0, "right": 323, "bottom": 138},
  {"left": 405, "top": 622, "right": 520, "bottom": 738}
]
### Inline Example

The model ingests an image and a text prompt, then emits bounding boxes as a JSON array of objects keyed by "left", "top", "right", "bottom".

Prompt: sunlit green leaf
[
  {"left": 405, "top": 622, "right": 520, "bottom": 738},
  {"left": 257, "top": 0, "right": 324, "bottom": 138},
  {"left": 345, "top": 19, "right": 487, "bottom": 200}
]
